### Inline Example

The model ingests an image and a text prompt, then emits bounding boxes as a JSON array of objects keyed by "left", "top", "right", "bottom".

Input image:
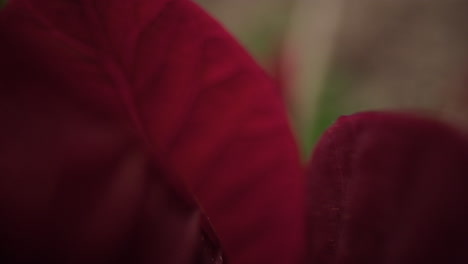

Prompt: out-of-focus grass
[
  {"left": 302, "top": 69, "right": 353, "bottom": 159},
  {"left": 0, "top": 0, "right": 7, "bottom": 8},
  {"left": 236, "top": 13, "right": 290, "bottom": 69}
]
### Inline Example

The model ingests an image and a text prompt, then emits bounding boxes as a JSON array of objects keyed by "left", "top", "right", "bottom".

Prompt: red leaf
[
  {"left": 307, "top": 112, "right": 468, "bottom": 263},
  {"left": 0, "top": 0, "right": 305, "bottom": 263},
  {"left": 0, "top": 78, "right": 215, "bottom": 263},
  {"left": 132, "top": 2, "right": 306, "bottom": 263}
]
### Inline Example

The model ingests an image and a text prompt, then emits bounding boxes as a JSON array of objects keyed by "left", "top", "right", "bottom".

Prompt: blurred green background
[{"left": 196, "top": 0, "right": 468, "bottom": 159}]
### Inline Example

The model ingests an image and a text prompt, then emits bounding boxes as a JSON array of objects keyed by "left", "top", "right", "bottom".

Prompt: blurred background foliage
[{"left": 196, "top": 0, "right": 468, "bottom": 159}]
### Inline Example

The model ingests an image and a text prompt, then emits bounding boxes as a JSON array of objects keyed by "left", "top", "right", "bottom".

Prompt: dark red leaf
[
  {"left": 0, "top": 81, "right": 213, "bottom": 263},
  {"left": 134, "top": 3, "right": 306, "bottom": 264},
  {"left": 0, "top": 0, "right": 305, "bottom": 263},
  {"left": 307, "top": 111, "right": 468, "bottom": 264}
]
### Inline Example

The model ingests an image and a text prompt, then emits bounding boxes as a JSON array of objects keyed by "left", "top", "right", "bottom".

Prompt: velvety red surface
[
  {"left": 0, "top": 0, "right": 305, "bottom": 263},
  {"left": 7, "top": 0, "right": 468, "bottom": 263},
  {"left": 307, "top": 112, "right": 468, "bottom": 264}
]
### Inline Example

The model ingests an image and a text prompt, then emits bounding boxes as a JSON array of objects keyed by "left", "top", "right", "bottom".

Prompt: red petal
[
  {"left": 0, "top": 0, "right": 305, "bottom": 263},
  {"left": 133, "top": 2, "right": 305, "bottom": 263},
  {"left": 0, "top": 84, "right": 212, "bottom": 263},
  {"left": 307, "top": 111, "right": 468, "bottom": 263}
]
